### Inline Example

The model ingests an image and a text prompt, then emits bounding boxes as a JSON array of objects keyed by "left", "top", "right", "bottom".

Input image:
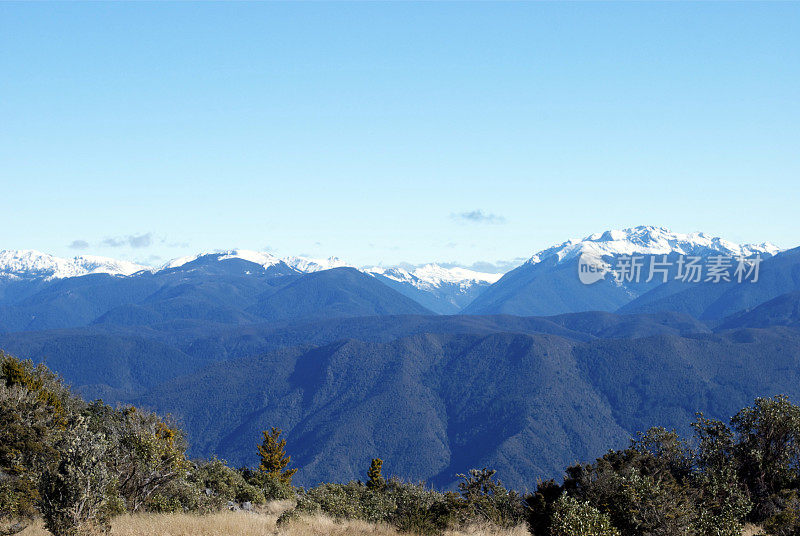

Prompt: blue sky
[{"left": 1, "top": 2, "right": 798, "bottom": 270}]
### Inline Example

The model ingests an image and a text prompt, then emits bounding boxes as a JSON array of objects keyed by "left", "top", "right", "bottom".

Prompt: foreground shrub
[
  {"left": 298, "top": 481, "right": 394, "bottom": 523},
  {"left": 288, "top": 472, "right": 522, "bottom": 536},
  {"left": 731, "top": 396, "right": 800, "bottom": 522},
  {"left": 387, "top": 481, "right": 452, "bottom": 535},
  {"left": 38, "top": 419, "right": 114, "bottom": 536},
  {"left": 550, "top": 495, "right": 621, "bottom": 536},
  {"left": 86, "top": 402, "right": 190, "bottom": 513},
  {"left": 190, "top": 459, "right": 266, "bottom": 506},
  {"left": 763, "top": 490, "right": 800, "bottom": 536},
  {"left": 240, "top": 466, "right": 294, "bottom": 501},
  {"left": 454, "top": 468, "right": 526, "bottom": 528},
  {"left": 289, "top": 479, "right": 451, "bottom": 534},
  {"left": 0, "top": 353, "right": 78, "bottom": 523}
]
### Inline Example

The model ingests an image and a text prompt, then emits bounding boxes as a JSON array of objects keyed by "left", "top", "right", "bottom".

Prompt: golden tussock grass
[
  {"left": 11, "top": 502, "right": 528, "bottom": 536},
  {"left": 740, "top": 524, "right": 765, "bottom": 536},
  {"left": 6, "top": 512, "right": 762, "bottom": 536}
]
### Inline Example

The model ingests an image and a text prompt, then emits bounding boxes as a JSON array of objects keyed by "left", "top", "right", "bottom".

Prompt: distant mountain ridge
[
  {"left": 1, "top": 227, "right": 790, "bottom": 319},
  {"left": 365, "top": 264, "right": 502, "bottom": 314},
  {"left": 464, "top": 226, "right": 784, "bottom": 317},
  {"left": 525, "top": 226, "right": 780, "bottom": 266},
  {"left": 0, "top": 249, "right": 500, "bottom": 314},
  {"left": 0, "top": 249, "right": 151, "bottom": 280}
]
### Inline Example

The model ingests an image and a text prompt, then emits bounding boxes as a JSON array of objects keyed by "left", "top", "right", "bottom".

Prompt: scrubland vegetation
[{"left": 6, "top": 349, "right": 800, "bottom": 535}]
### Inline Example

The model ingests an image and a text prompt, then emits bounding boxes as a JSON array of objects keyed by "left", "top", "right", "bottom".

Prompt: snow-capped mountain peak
[
  {"left": 284, "top": 256, "right": 354, "bottom": 273},
  {"left": 0, "top": 250, "right": 150, "bottom": 280},
  {"left": 217, "top": 250, "right": 282, "bottom": 268},
  {"left": 365, "top": 263, "right": 502, "bottom": 291},
  {"left": 160, "top": 249, "right": 283, "bottom": 271},
  {"left": 527, "top": 226, "right": 781, "bottom": 266}
]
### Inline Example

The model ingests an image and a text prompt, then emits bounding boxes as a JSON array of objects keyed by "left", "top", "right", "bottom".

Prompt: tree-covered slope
[{"left": 137, "top": 325, "right": 800, "bottom": 489}]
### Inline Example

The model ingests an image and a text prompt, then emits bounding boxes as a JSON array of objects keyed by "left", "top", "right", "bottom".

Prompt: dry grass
[
  {"left": 444, "top": 523, "right": 530, "bottom": 536},
  {"left": 10, "top": 504, "right": 528, "bottom": 536},
  {"left": 2, "top": 513, "right": 767, "bottom": 536},
  {"left": 741, "top": 524, "right": 765, "bottom": 536},
  {"left": 280, "top": 517, "right": 530, "bottom": 536},
  {"left": 279, "top": 515, "right": 402, "bottom": 536},
  {"left": 15, "top": 511, "right": 280, "bottom": 536}
]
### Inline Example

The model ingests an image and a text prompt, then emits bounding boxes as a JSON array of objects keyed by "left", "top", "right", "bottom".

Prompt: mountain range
[
  {"left": 0, "top": 226, "right": 782, "bottom": 320},
  {"left": 2, "top": 225, "right": 799, "bottom": 489}
]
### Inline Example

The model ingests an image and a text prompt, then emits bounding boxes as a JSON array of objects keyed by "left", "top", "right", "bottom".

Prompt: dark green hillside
[
  {"left": 139, "top": 332, "right": 625, "bottom": 489},
  {"left": 138, "top": 325, "right": 800, "bottom": 490},
  {"left": 0, "top": 331, "right": 200, "bottom": 401},
  {"left": 247, "top": 267, "right": 433, "bottom": 321},
  {"left": 717, "top": 291, "right": 800, "bottom": 330}
]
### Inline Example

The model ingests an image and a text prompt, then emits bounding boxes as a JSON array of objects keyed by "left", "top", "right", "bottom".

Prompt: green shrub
[
  {"left": 763, "top": 490, "right": 800, "bottom": 536},
  {"left": 142, "top": 476, "right": 207, "bottom": 513},
  {"left": 731, "top": 396, "right": 800, "bottom": 521},
  {"left": 387, "top": 481, "right": 452, "bottom": 536},
  {"left": 38, "top": 420, "right": 114, "bottom": 536},
  {"left": 291, "top": 478, "right": 456, "bottom": 535},
  {"left": 189, "top": 458, "right": 266, "bottom": 506},
  {"left": 144, "top": 491, "right": 184, "bottom": 514},
  {"left": 1, "top": 352, "right": 79, "bottom": 523},
  {"left": 550, "top": 495, "right": 621, "bottom": 536},
  {"left": 0, "top": 475, "right": 38, "bottom": 521},
  {"left": 276, "top": 507, "right": 301, "bottom": 526},
  {"left": 455, "top": 468, "right": 526, "bottom": 528},
  {"left": 298, "top": 482, "right": 392, "bottom": 523},
  {"left": 240, "top": 466, "right": 294, "bottom": 501},
  {"left": 86, "top": 403, "right": 190, "bottom": 513}
]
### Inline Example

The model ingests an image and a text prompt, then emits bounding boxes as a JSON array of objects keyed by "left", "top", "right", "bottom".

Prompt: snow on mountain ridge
[
  {"left": 0, "top": 250, "right": 150, "bottom": 280},
  {"left": 217, "top": 250, "right": 281, "bottom": 268},
  {"left": 365, "top": 264, "right": 501, "bottom": 291},
  {"left": 526, "top": 226, "right": 781, "bottom": 266},
  {"left": 284, "top": 256, "right": 353, "bottom": 273},
  {"left": 160, "top": 250, "right": 282, "bottom": 270},
  {"left": 2, "top": 227, "right": 783, "bottom": 284}
]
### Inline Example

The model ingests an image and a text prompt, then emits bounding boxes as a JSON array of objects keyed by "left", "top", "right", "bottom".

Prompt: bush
[
  {"left": 454, "top": 468, "right": 526, "bottom": 528},
  {"left": 276, "top": 507, "right": 301, "bottom": 526},
  {"left": 290, "top": 479, "right": 452, "bottom": 534},
  {"left": 188, "top": 459, "right": 266, "bottom": 508},
  {"left": 143, "top": 491, "right": 184, "bottom": 514},
  {"left": 38, "top": 419, "right": 114, "bottom": 536},
  {"left": 763, "top": 490, "right": 800, "bottom": 536},
  {"left": 86, "top": 403, "right": 190, "bottom": 513},
  {"left": 240, "top": 467, "right": 294, "bottom": 501},
  {"left": 298, "top": 481, "right": 393, "bottom": 523},
  {"left": 387, "top": 481, "right": 452, "bottom": 536},
  {"left": 0, "top": 474, "right": 38, "bottom": 522},
  {"left": 142, "top": 476, "right": 205, "bottom": 513},
  {"left": 731, "top": 396, "right": 800, "bottom": 521},
  {"left": 550, "top": 495, "right": 621, "bottom": 536},
  {"left": 0, "top": 353, "right": 78, "bottom": 523}
]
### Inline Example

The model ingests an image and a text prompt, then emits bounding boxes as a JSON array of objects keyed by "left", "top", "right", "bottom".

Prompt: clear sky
[{"left": 1, "top": 2, "right": 798, "bottom": 270}]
